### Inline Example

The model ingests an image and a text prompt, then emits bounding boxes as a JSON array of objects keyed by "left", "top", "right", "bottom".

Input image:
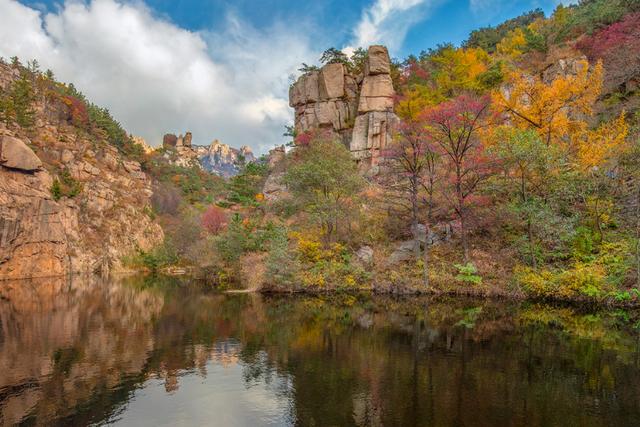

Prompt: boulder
[
  {"left": 366, "top": 45, "right": 391, "bottom": 75},
  {"left": 388, "top": 240, "right": 419, "bottom": 265},
  {"left": 262, "top": 172, "right": 287, "bottom": 201},
  {"left": 358, "top": 96, "right": 395, "bottom": 114},
  {"left": 319, "top": 63, "right": 345, "bottom": 99},
  {"left": 268, "top": 145, "right": 286, "bottom": 168},
  {"left": 355, "top": 246, "right": 374, "bottom": 267},
  {"left": 0, "top": 136, "right": 42, "bottom": 172},
  {"left": 350, "top": 111, "right": 398, "bottom": 159},
  {"left": 358, "top": 74, "right": 394, "bottom": 113},
  {"left": 360, "top": 74, "right": 395, "bottom": 98},
  {"left": 60, "top": 149, "right": 74, "bottom": 164}
]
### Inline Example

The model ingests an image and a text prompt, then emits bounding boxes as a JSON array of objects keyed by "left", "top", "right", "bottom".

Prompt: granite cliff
[{"left": 0, "top": 62, "right": 163, "bottom": 280}]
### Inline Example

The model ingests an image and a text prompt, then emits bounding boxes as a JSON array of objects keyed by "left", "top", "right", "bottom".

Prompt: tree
[
  {"left": 489, "top": 128, "right": 564, "bottom": 267},
  {"left": 422, "top": 94, "right": 495, "bottom": 260},
  {"left": 430, "top": 46, "right": 492, "bottom": 97},
  {"left": 494, "top": 60, "right": 603, "bottom": 146},
  {"left": 382, "top": 119, "right": 439, "bottom": 287},
  {"left": 284, "top": 133, "right": 364, "bottom": 243},
  {"left": 10, "top": 72, "right": 36, "bottom": 128},
  {"left": 201, "top": 205, "right": 228, "bottom": 235},
  {"left": 320, "top": 47, "right": 349, "bottom": 65}
]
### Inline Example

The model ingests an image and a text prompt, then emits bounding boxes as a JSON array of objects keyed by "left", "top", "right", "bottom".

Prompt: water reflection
[{"left": 0, "top": 275, "right": 639, "bottom": 426}]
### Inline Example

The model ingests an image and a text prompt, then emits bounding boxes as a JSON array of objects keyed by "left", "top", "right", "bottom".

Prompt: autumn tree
[
  {"left": 284, "top": 133, "right": 364, "bottom": 243},
  {"left": 201, "top": 205, "right": 228, "bottom": 235},
  {"left": 381, "top": 120, "right": 439, "bottom": 286},
  {"left": 494, "top": 59, "right": 603, "bottom": 146},
  {"left": 422, "top": 94, "right": 495, "bottom": 260},
  {"left": 489, "top": 128, "right": 565, "bottom": 267}
]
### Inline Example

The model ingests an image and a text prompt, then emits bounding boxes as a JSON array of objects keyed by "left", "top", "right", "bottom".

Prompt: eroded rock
[{"left": 0, "top": 136, "right": 42, "bottom": 172}]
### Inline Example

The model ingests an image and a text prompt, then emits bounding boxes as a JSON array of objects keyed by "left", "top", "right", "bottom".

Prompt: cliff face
[
  {"left": 0, "top": 63, "right": 163, "bottom": 280},
  {"left": 289, "top": 45, "right": 399, "bottom": 167},
  {"left": 162, "top": 133, "right": 255, "bottom": 177}
]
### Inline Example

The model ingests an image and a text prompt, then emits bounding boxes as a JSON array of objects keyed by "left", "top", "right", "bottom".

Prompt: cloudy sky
[{"left": 0, "top": 0, "right": 571, "bottom": 152}]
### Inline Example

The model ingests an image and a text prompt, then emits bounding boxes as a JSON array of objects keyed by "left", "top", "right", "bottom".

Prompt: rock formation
[
  {"left": 160, "top": 132, "right": 255, "bottom": 178},
  {"left": 131, "top": 136, "right": 155, "bottom": 154},
  {"left": 289, "top": 45, "right": 399, "bottom": 167},
  {"left": 0, "top": 63, "right": 163, "bottom": 280}
]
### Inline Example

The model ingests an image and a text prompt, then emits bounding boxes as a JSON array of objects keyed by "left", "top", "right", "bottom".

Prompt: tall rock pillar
[{"left": 350, "top": 45, "right": 399, "bottom": 165}]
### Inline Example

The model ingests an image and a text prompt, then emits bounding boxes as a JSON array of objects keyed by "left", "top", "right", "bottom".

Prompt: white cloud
[
  {"left": 0, "top": 0, "right": 318, "bottom": 153},
  {"left": 346, "top": 0, "right": 439, "bottom": 53}
]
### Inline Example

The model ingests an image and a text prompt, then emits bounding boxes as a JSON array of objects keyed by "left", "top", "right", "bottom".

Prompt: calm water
[{"left": 1, "top": 276, "right": 640, "bottom": 426}]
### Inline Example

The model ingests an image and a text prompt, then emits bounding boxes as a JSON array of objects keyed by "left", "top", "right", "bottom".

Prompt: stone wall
[{"left": 289, "top": 45, "right": 399, "bottom": 167}]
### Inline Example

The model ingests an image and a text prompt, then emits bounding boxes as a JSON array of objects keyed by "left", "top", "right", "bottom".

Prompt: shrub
[
  {"left": 265, "top": 227, "right": 301, "bottom": 289},
  {"left": 515, "top": 239, "right": 633, "bottom": 300},
  {"left": 201, "top": 205, "right": 227, "bottom": 235},
  {"left": 50, "top": 169, "right": 83, "bottom": 201},
  {"left": 454, "top": 263, "right": 483, "bottom": 285},
  {"left": 151, "top": 182, "right": 182, "bottom": 215}
]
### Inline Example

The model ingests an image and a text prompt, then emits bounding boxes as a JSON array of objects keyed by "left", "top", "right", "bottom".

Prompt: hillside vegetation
[{"left": 177, "top": 0, "right": 640, "bottom": 305}]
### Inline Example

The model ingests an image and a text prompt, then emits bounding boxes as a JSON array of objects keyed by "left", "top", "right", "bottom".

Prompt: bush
[
  {"left": 151, "top": 182, "right": 182, "bottom": 215},
  {"left": 201, "top": 205, "right": 227, "bottom": 235},
  {"left": 515, "top": 239, "right": 633, "bottom": 300},
  {"left": 125, "top": 241, "right": 178, "bottom": 272},
  {"left": 50, "top": 169, "right": 83, "bottom": 201},
  {"left": 265, "top": 227, "right": 300, "bottom": 289},
  {"left": 454, "top": 263, "right": 483, "bottom": 285}
]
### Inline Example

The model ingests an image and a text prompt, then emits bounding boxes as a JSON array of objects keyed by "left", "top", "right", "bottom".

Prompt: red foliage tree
[
  {"left": 201, "top": 205, "right": 227, "bottom": 235},
  {"left": 421, "top": 94, "right": 496, "bottom": 260},
  {"left": 62, "top": 95, "right": 89, "bottom": 128},
  {"left": 576, "top": 12, "right": 640, "bottom": 92}
]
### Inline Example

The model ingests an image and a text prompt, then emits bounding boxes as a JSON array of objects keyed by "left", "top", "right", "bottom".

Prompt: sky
[{"left": 0, "top": 0, "right": 573, "bottom": 153}]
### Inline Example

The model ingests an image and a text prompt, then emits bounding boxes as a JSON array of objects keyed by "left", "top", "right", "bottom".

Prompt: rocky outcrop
[
  {"left": 0, "top": 63, "right": 163, "bottom": 280},
  {"left": 289, "top": 45, "right": 399, "bottom": 167},
  {"left": 199, "top": 139, "right": 255, "bottom": 177},
  {"left": 131, "top": 136, "right": 155, "bottom": 154},
  {"left": 290, "top": 64, "right": 358, "bottom": 146},
  {"left": 0, "top": 136, "right": 42, "bottom": 171},
  {"left": 161, "top": 132, "right": 256, "bottom": 177}
]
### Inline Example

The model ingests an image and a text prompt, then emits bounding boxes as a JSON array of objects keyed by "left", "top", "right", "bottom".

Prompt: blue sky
[{"left": 3, "top": 0, "right": 570, "bottom": 151}]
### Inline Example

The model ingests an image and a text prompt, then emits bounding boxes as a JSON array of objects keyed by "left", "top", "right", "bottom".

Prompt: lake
[{"left": 1, "top": 275, "right": 639, "bottom": 426}]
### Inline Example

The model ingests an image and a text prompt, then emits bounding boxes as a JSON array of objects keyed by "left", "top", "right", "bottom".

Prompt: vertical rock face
[
  {"left": 289, "top": 45, "right": 398, "bottom": 166},
  {"left": 0, "top": 63, "right": 163, "bottom": 280},
  {"left": 290, "top": 63, "right": 358, "bottom": 146}
]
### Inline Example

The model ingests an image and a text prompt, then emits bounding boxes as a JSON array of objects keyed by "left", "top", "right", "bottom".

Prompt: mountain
[{"left": 161, "top": 132, "right": 256, "bottom": 177}]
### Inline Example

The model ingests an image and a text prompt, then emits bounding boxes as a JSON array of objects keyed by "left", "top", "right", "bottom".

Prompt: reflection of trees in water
[{"left": 1, "top": 280, "right": 640, "bottom": 426}]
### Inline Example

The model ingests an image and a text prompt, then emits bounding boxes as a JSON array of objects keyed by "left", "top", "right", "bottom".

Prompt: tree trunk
[
  {"left": 460, "top": 210, "right": 469, "bottom": 262},
  {"left": 423, "top": 222, "right": 430, "bottom": 289},
  {"left": 527, "top": 218, "right": 537, "bottom": 269}
]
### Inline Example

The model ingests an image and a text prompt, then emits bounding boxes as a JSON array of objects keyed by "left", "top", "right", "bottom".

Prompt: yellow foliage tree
[
  {"left": 396, "top": 85, "right": 442, "bottom": 120},
  {"left": 431, "top": 46, "right": 490, "bottom": 96},
  {"left": 496, "top": 28, "right": 527, "bottom": 59},
  {"left": 575, "top": 112, "right": 628, "bottom": 170},
  {"left": 495, "top": 60, "right": 603, "bottom": 146}
]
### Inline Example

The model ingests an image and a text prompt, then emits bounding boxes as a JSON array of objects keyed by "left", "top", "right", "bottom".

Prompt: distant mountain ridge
[{"left": 159, "top": 132, "right": 255, "bottom": 177}]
